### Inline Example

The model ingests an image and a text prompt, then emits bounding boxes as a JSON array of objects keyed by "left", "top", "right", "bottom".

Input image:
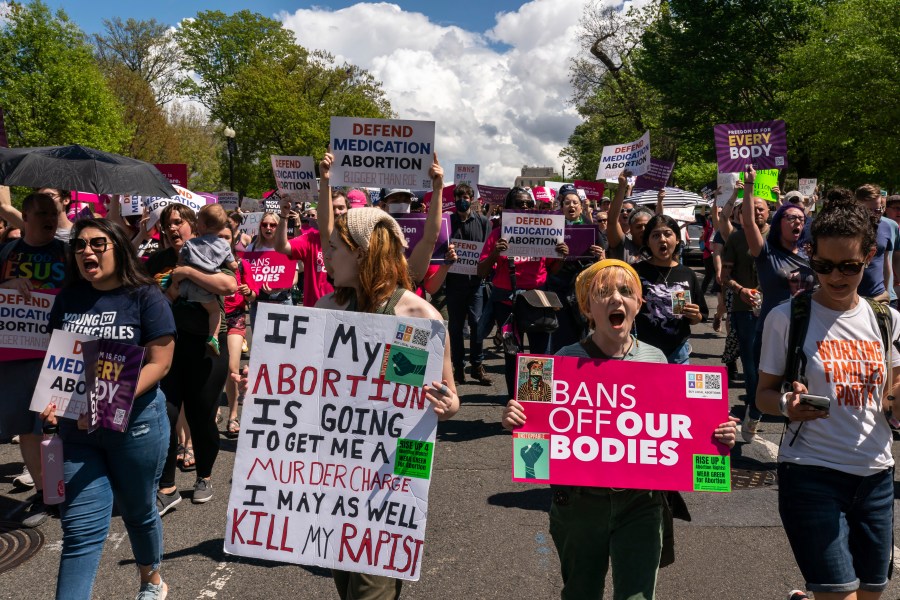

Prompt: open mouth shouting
[
  {"left": 81, "top": 255, "right": 100, "bottom": 276},
  {"left": 608, "top": 308, "right": 626, "bottom": 329}
]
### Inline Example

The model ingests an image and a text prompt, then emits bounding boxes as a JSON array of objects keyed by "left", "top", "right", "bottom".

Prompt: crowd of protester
[{"left": 0, "top": 159, "right": 897, "bottom": 600}]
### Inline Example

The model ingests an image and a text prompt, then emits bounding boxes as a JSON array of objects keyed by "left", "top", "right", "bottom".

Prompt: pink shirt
[
  {"left": 480, "top": 228, "right": 550, "bottom": 291},
  {"left": 224, "top": 258, "right": 252, "bottom": 315},
  {"left": 289, "top": 231, "right": 333, "bottom": 307}
]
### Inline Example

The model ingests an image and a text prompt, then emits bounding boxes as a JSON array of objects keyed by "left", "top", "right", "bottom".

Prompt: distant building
[{"left": 514, "top": 166, "right": 559, "bottom": 188}]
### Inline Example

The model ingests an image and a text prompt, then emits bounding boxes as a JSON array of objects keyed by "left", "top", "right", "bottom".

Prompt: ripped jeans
[{"left": 56, "top": 388, "right": 169, "bottom": 600}]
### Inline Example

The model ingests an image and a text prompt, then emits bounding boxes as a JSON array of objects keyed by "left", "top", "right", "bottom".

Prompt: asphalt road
[{"left": 3, "top": 289, "right": 900, "bottom": 599}]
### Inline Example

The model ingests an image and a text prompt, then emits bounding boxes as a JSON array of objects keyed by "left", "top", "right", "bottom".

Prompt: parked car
[{"left": 682, "top": 223, "right": 704, "bottom": 265}]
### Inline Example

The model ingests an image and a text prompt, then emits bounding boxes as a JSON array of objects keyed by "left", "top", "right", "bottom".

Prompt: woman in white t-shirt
[{"left": 757, "top": 190, "right": 900, "bottom": 600}]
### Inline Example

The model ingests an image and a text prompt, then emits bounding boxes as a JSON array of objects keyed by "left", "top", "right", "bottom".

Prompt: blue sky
[
  {"left": 37, "top": 0, "right": 634, "bottom": 184},
  {"left": 47, "top": 1, "right": 528, "bottom": 35}
]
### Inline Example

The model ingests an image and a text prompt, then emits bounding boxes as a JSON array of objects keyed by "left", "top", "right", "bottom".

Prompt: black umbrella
[{"left": 0, "top": 144, "right": 177, "bottom": 197}]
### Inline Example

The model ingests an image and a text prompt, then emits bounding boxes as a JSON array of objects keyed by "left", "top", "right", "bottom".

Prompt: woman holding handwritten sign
[
  {"left": 316, "top": 202, "right": 459, "bottom": 599},
  {"left": 40, "top": 218, "right": 176, "bottom": 600},
  {"left": 502, "top": 259, "right": 736, "bottom": 600}
]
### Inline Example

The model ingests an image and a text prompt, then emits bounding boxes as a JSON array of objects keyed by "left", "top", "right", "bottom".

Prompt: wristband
[{"left": 779, "top": 393, "right": 791, "bottom": 418}]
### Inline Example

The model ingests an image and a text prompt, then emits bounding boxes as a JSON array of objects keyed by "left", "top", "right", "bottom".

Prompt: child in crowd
[{"left": 169, "top": 204, "right": 237, "bottom": 355}]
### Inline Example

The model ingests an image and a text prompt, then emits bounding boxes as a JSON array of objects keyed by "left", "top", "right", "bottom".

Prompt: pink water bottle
[{"left": 41, "top": 424, "right": 65, "bottom": 505}]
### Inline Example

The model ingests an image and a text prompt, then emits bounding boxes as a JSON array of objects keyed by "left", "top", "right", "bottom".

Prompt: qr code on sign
[
  {"left": 412, "top": 328, "right": 429, "bottom": 347},
  {"left": 113, "top": 408, "right": 126, "bottom": 426},
  {"left": 775, "top": 156, "right": 785, "bottom": 166},
  {"left": 705, "top": 373, "right": 722, "bottom": 390},
  {"left": 686, "top": 372, "right": 723, "bottom": 399}
]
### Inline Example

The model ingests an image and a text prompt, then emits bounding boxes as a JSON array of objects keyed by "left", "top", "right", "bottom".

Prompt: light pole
[{"left": 224, "top": 126, "right": 236, "bottom": 191}]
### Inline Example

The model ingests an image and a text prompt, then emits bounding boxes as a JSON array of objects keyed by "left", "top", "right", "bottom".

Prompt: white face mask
[{"left": 387, "top": 202, "right": 411, "bottom": 215}]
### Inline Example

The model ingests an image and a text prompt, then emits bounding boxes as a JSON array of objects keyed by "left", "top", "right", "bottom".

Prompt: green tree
[
  {"left": 778, "top": 0, "right": 900, "bottom": 188},
  {"left": 175, "top": 10, "right": 297, "bottom": 117},
  {"left": 562, "top": 2, "right": 675, "bottom": 182},
  {"left": 0, "top": 1, "right": 129, "bottom": 150},
  {"left": 94, "top": 17, "right": 182, "bottom": 105},
  {"left": 634, "top": 0, "right": 823, "bottom": 176},
  {"left": 175, "top": 10, "right": 391, "bottom": 197}
]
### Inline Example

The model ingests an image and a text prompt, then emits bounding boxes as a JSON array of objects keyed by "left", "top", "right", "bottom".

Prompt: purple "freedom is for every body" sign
[
  {"left": 82, "top": 339, "right": 146, "bottom": 433},
  {"left": 713, "top": 119, "right": 787, "bottom": 173}
]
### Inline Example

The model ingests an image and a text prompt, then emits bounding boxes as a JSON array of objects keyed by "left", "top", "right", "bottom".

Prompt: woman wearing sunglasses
[
  {"left": 41, "top": 219, "right": 175, "bottom": 599},
  {"left": 756, "top": 191, "right": 900, "bottom": 600},
  {"left": 246, "top": 213, "right": 297, "bottom": 326},
  {"left": 477, "top": 186, "right": 569, "bottom": 395},
  {"left": 741, "top": 166, "right": 815, "bottom": 439},
  {"left": 607, "top": 172, "right": 653, "bottom": 264}
]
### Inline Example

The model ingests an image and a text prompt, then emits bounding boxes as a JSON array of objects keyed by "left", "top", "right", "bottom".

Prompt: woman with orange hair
[
  {"left": 315, "top": 201, "right": 459, "bottom": 599},
  {"left": 503, "top": 259, "right": 736, "bottom": 600}
]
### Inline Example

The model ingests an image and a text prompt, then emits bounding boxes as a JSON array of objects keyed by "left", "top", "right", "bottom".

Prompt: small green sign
[
  {"left": 692, "top": 454, "right": 731, "bottom": 492},
  {"left": 394, "top": 438, "right": 434, "bottom": 479},
  {"left": 383, "top": 345, "right": 429, "bottom": 387}
]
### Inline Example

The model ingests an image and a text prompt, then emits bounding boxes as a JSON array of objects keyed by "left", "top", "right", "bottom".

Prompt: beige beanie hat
[{"left": 346, "top": 207, "right": 408, "bottom": 252}]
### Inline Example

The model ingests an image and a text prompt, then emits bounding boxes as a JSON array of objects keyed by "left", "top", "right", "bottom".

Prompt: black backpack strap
[
  {"left": 864, "top": 298, "right": 894, "bottom": 360},
  {"left": 783, "top": 290, "right": 813, "bottom": 392}
]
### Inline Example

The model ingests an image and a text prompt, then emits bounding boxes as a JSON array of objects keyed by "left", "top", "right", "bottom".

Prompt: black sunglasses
[
  {"left": 809, "top": 258, "right": 866, "bottom": 276},
  {"left": 621, "top": 208, "right": 634, "bottom": 215},
  {"left": 71, "top": 237, "right": 113, "bottom": 254}
]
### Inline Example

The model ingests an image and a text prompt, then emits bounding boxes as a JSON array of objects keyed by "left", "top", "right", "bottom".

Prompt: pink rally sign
[
  {"left": 511, "top": 354, "right": 731, "bottom": 493},
  {"left": 238, "top": 251, "right": 297, "bottom": 292}
]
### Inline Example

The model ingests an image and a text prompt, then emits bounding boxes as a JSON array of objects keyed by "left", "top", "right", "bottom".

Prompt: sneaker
[
  {"left": 157, "top": 490, "right": 182, "bottom": 517},
  {"left": 192, "top": 478, "right": 213, "bottom": 504},
  {"left": 11, "top": 434, "right": 20, "bottom": 444},
  {"left": 22, "top": 495, "right": 58, "bottom": 528},
  {"left": 741, "top": 413, "right": 760, "bottom": 443},
  {"left": 206, "top": 336, "right": 220, "bottom": 356},
  {"left": 788, "top": 591, "right": 809, "bottom": 600},
  {"left": 470, "top": 364, "right": 492, "bottom": 386},
  {"left": 136, "top": 580, "right": 168, "bottom": 600},
  {"left": 13, "top": 466, "right": 34, "bottom": 489}
]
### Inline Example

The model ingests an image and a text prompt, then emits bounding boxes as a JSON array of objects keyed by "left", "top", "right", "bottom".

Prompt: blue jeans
[
  {"left": 731, "top": 311, "right": 760, "bottom": 419},
  {"left": 446, "top": 280, "right": 486, "bottom": 369},
  {"left": 56, "top": 388, "right": 169, "bottom": 600},
  {"left": 778, "top": 463, "right": 894, "bottom": 594},
  {"left": 666, "top": 340, "right": 691, "bottom": 365}
]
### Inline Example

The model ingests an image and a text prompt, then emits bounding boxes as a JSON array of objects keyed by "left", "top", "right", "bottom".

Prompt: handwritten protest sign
[
  {"left": 238, "top": 212, "right": 264, "bottom": 237},
  {"left": 564, "top": 226, "right": 596, "bottom": 261},
  {"left": 447, "top": 238, "right": 485, "bottom": 275},
  {"left": 596, "top": 131, "right": 651, "bottom": 179},
  {"left": 0, "top": 290, "right": 55, "bottom": 361},
  {"left": 574, "top": 180, "right": 605, "bottom": 203},
  {"left": 30, "top": 330, "right": 92, "bottom": 420},
  {"left": 394, "top": 214, "right": 451, "bottom": 264},
  {"left": 798, "top": 178, "right": 817, "bottom": 197},
  {"left": 715, "top": 172, "right": 739, "bottom": 207},
  {"left": 477, "top": 185, "right": 508, "bottom": 206},
  {"left": 331, "top": 117, "right": 434, "bottom": 190},
  {"left": 218, "top": 191, "right": 240, "bottom": 211},
  {"left": 225, "top": 304, "right": 446, "bottom": 579},
  {"left": 271, "top": 156, "right": 318, "bottom": 202},
  {"left": 633, "top": 158, "right": 674, "bottom": 192},
  {"left": 82, "top": 339, "right": 145, "bottom": 433},
  {"left": 240, "top": 251, "right": 298, "bottom": 292},
  {"left": 714, "top": 119, "right": 788, "bottom": 173},
  {"left": 510, "top": 354, "right": 730, "bottom": 492},
  {"left": 501, "top": 210, "right": 565, "bottom": 258},
  {"left": 453, "top": 164, "right": 479, "bottom": 198},
  {"left": 738, "top": 169, "right": 779, "bottom": 202}
]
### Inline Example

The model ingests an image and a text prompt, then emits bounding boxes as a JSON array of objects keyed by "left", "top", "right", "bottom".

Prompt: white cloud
[{"left": 279, "top": 1, "right": 598, "bottom": 186}]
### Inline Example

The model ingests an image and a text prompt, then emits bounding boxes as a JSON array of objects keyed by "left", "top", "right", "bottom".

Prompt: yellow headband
[{"left": 574, "top": 259, "right": 642, "bottom": 321}]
